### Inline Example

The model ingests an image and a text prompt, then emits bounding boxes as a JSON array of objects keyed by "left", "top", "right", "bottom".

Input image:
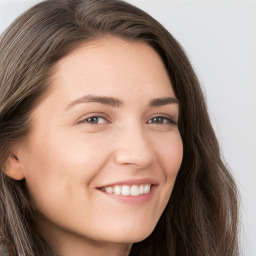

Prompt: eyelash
[
  {"left": 81, "top": 116, "right": 107, "bottom": 124},
  {"left": 147, "top": 116, "right": 177, "bottom": 125},
  {"left": 79, "top": 115, "right": 177, "bottom": 125}
]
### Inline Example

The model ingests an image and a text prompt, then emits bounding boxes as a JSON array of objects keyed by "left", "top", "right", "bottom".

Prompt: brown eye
[
  {"left": 148, "top": 116, "right": 176, "bottom": 125},
  {"left": 150, "top": 117, "right": 166, "bottom": 124},
  {"left": 83, "top": 116, "right": 107, "bottom": 124}
]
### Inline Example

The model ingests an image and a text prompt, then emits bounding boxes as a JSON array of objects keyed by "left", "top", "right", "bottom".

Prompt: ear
[{"left": 4, "top": 153, "right": 25, "bottom": 180}]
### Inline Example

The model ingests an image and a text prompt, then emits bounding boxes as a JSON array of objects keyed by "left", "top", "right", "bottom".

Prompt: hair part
[{"left": 0, "top": 0, "right": 239, "bottom": 255}]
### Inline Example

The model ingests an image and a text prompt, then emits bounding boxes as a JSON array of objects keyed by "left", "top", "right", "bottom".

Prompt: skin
[{"left": 7, "top": 37, "right": 183, "bottom": 256}]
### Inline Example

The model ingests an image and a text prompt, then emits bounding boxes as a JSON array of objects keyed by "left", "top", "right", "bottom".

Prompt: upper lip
[{"left": 97, "top": 178, "right": 159, "bottom": 188}]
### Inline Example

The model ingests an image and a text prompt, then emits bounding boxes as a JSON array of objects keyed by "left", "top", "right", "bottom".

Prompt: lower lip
[{"left": 98, "top": 185, "right": 156, "bottom": 205}]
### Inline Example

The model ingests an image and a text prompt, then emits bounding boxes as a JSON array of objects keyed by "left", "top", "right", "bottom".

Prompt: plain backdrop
[{"left": 0, "top": 0, "right": 255, "bottom": 255}]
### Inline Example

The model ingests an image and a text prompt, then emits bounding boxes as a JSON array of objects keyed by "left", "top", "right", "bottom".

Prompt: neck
[{"left": 54, "top": 242, "right": 132, "bottom": 256}]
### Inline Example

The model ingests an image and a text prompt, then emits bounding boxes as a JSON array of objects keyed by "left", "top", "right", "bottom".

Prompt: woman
[{"left": 0, "top": 0, "right": 239, "bottom": 255}]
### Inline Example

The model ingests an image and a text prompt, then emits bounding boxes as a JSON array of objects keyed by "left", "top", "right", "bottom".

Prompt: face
[{"left": 15, "top": 38, "right": 183, "bottom": 254}]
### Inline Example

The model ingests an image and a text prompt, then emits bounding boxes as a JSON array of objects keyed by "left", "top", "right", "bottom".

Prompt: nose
[{"left": 113, "top": 124, "right": 155, "bottom": 169}]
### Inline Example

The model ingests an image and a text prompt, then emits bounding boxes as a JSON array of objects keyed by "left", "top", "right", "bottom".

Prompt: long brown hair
[{"left": 0, "top": 0, "right": 239, "bottom": 255}]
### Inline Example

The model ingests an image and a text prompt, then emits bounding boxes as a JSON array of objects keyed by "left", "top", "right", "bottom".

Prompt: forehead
[{"left": 50, "top": 37, "right": 174, "bottom": 99}]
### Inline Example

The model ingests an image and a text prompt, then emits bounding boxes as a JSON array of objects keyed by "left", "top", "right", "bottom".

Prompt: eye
[
  {"left": 81, "top": 116, "right": 107, "bottom": 124},
  {"left": 148, "top": 116, "right": 177, "bottom": 125}
]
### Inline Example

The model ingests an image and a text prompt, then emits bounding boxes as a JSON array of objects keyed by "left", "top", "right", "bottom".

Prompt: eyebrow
[
  {"left": 149, "top": 97, "right": 179, "bottom": 107},
  {"left": 65, "top": 95, "right": 179, "bottom": 110},
  {"left": 66, "top": 95, "right": 122, "bottom": 110}
]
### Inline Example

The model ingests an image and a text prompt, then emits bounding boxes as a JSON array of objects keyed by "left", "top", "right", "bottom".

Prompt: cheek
[
  {"left": 168, "top": 138, "right": 183, "bottom": 178},
  {"left": 156, "top": 132, "right": 183, "bottom": 177},
  {"left": 23, "top": 131, "right": 110, "bottom": 198},
  {"left": 155, "top": 133, "right": 183, "bottom": 203}
]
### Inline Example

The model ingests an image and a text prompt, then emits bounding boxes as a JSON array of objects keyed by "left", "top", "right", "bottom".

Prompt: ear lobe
[{"left": 4, "top": 154, "right": 25, "bottom": 180}]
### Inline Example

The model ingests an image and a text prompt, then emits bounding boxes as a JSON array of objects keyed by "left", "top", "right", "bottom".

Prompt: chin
[{"left": 104, "top": 224, "right": 156, "bottom": 244}]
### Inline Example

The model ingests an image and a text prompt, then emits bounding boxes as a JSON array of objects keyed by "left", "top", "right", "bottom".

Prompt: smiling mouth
[{"left": 100, "top": 184, "right": 152, "bottom": 197}]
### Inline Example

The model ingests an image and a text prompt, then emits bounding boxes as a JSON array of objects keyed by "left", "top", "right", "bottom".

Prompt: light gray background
[{"left": 0, "top": 0, "right": 255, "bottom": 255}]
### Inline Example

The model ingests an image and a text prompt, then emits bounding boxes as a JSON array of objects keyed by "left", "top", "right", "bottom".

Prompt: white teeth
[
  {"left": 105, "top": 187, "right": 113, "bottom": 193},
  {"left": 121, "top": 185, "right": 130, "bottom": 196},
  {"left": 104, "top": 184, "right": 152, "bottom": 197},
  {"left": 130, "top": 185, "right": 140, "bottom": 196},
  {"left": 139, "top": 185, "right": 144, "bottom": 195},
  {"left": 114, "top": 185, "right": 121, "bottom": 195},
  {"left": 144, "top": 184, "right": 151, "bottom": 194}
]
